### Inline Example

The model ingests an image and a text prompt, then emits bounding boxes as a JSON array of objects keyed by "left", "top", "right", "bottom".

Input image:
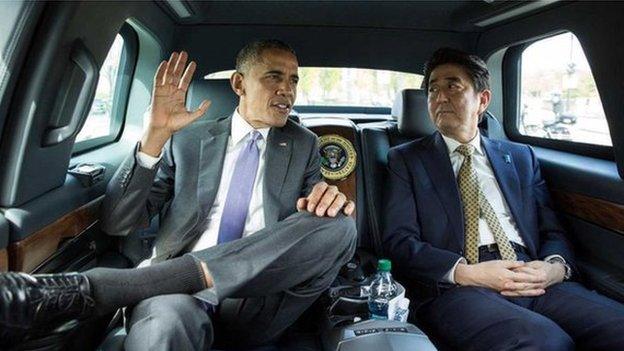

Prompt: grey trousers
[{"left": 124, "top": 212, "right": 357, "bottom": 351}]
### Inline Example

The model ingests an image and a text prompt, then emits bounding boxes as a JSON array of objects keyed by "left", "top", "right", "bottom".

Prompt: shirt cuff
[
  {"left": 136, "top": 149, "right": 161, "bottom": 169},
  {"left": 442, "top": 257, "right": 467, "bottom": 284}
]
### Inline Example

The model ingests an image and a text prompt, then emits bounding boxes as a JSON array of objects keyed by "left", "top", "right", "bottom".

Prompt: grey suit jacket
[{"left": 100, "top": 116, "right": 322, "bottom": 262}]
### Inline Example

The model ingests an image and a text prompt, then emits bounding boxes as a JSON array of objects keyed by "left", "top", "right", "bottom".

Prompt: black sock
[{"left": 84, "top": 255, "right": 207, "bottom": 315}]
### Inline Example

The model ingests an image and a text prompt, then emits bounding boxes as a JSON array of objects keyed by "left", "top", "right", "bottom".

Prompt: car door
[
  {"left": 478, "top": 1, "right": 624, "bottom": 301},
  {"left": 0, "top": 0, "right": 179, "bottom": 274}
]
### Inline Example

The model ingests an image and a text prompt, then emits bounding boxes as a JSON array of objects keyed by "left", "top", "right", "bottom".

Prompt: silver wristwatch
[{"left": 546, "top": 256, "right": 572, "bottom": 280}]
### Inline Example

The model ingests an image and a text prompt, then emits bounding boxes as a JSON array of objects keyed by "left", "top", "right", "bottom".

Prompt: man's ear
[
  {"left": 230, "top": 72, "right": 245, "bottom": 97},
  {"left": 477, "top": 89, "right": 492, "bottom": 115}
]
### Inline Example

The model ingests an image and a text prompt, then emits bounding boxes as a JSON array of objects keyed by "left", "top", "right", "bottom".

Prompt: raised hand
[{"left": 141, "top": 51, "right": 211, "bottom": 157}]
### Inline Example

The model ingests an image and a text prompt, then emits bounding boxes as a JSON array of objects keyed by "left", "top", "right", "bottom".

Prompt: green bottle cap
[{"left": 378, "top": 259, "right": 392, "bottom": 272}]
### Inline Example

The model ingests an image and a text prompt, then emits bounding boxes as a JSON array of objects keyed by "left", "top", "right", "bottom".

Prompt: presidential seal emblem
[{"left": 318, "top": 134, "right": 357, "bottom": 180}]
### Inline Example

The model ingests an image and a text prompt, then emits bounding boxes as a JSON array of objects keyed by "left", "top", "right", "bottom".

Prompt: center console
[
  {"left": 321, "top": 272, "right": 437, "bottom": 351},
  {"left": 322, "top": 319, "right": 436, "bottom": 351}
]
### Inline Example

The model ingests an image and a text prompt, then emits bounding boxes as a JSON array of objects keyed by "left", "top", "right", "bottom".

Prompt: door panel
[
  {"left": 2, "top": 141, "right": 133, "bottom": 273},
  {"left": 8, "top": 196, "right": 102, "bottom": 272},
  {"left": 0, "top": 215, "right": 8, "bottom": 271},
  {"left": 536, "top": 147, "right": 624, "bottom": 301},
  {"left": 559, "top": 217, "right": 624, "bottom": 301},
  {"left": 552, "top": 191, "right": 624, "bottom": 235}
]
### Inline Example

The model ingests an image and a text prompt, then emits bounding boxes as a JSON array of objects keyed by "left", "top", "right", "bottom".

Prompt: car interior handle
[{"left": 43, "top": 39, "right": 98, "bottom": 147}]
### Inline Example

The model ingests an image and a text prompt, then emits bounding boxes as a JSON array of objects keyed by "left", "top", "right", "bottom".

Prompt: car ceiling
[
  {"left": 157, "top": 0, "right": 564, "bottom": 32},
  {"left": 150, "top": 0, "right": 567, "bottom": 75}
]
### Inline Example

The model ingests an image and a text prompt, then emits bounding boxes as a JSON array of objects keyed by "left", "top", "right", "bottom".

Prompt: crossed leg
[{"left": 123, "top": 211, "right": 357, "bottom": 350}]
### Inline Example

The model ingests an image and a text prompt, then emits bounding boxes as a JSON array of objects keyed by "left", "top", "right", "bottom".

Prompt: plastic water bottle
[{"left": 368, "top": 259, "right": 398, "bottom": 320}]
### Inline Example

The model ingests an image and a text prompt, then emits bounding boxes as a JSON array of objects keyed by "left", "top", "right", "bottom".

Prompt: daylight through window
[
  {"left": 76, "top": 34, "right": 124, "bottom": 143},
  {"left": 519, "top": 32, "right": 611, "bottom": 146},
  {"left": 206, "top": 68, "right": 423, "bottom": 108}
]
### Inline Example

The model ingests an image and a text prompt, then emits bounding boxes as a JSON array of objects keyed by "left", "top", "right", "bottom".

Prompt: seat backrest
[
  {"left": 393, "top": 88, "right": 436, "bottom": 139},
  {"left": 479, "top": 110, "right": 505, "bottom": 139},
  {"left": 187, "top": 79, "right": 238, "bottom": 120},
  {"left": 359, "top": 89, "right": 430, "bottom": 255}
]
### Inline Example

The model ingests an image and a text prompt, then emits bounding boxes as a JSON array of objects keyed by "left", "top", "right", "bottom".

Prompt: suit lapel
[
  {"left": 197, "top": 117, "right": 231, "bottom": 216},
  {"left": 263, "top": 126, "right": 293, "bottom": 225},
  {"left": 481, "top": 136, "right": 527, "bottom": 244},
  {"left": 420, "top": 132, "right": 464, "bottom": 246}
]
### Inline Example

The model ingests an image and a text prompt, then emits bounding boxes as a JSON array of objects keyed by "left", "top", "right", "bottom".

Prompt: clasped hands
[
  {"left": 455, "top": 259, "right": 566, "bottom": 297},
  {"left": 297, "top": 182, "right": 355, "bottom": 217}
]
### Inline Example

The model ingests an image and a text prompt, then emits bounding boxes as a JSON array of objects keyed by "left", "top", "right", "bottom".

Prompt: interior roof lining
[{"left": 172, "top": 22, "right": 481, "bottom": 34}]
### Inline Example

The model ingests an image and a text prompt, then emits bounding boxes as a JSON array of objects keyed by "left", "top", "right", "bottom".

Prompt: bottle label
[{"left": 368, "top": 297, "right": 390, "bottom": 319}]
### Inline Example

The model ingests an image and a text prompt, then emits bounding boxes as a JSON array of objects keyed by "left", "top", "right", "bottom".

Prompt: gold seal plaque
[{"left": 318, "top": 134, "right": 357, "bottom": 180}]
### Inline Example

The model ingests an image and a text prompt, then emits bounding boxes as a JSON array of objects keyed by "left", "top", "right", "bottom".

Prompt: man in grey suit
[{"left": 0, "top": 40, "right": 357, "bottom": 350}]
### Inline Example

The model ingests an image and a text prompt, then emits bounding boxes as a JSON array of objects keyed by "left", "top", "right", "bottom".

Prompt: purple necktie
[{"left": 217, "top": 130, "right": 262, "bottom": 244}]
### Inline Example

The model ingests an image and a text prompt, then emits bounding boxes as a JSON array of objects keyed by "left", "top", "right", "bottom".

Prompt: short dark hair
[
  {"left": 423, "top": 47, "right": 490, "bottom": 93},
  {"left": 235, "top": 39, "right": 297, "bottom": 74}
]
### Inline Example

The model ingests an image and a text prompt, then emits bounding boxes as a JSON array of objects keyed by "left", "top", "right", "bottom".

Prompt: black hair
[
  {"left": 235, "top": 39, "right": 297, "bottom": 73},
  {"left": 423, "top": 47, "right": 490, "bottom": 93}
]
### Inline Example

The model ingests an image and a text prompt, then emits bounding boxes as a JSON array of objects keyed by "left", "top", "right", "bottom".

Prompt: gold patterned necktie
[{"left": 456, "top": 144, "right": 517, "bottom": 263}]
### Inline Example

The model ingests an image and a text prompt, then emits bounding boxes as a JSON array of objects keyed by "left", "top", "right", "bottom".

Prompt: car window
[
  {"left": 206, "top": 68, "right": 423, "bottom": 108},
  {"left": 519, "top": 32, "right": 611, "bottom": 146},
  {"left": 75, "top": 34, "right": 125, "bottom": 144}
]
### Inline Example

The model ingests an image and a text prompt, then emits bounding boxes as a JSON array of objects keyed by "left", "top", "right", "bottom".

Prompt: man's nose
[
  {"left": 277, "top": 80, "right": 295, "bottom": 97},
  {"left": 435, "top": 89, "right": 449, "bottom": 102}
]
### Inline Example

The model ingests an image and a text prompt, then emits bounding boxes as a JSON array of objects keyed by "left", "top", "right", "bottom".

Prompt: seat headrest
[
  {"left": 392, "top": 89, "right": 436, "bottom": 138},
  {"left": 478, "top": 110, "right": 505, "bottom": 139},
  {"left": 187, "top": 79, "right": 238, "bottom": 120}
]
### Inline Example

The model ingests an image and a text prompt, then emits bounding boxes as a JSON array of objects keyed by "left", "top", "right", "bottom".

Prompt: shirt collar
[
  {"left": 441, "top": 131, "right": 484, "bottom": 156},
  {"left": 231, "top": 107, "right": 270, "bottom": 145}
]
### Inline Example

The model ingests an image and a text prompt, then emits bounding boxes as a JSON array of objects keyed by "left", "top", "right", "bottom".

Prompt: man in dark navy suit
[{"left": 383, "top": 48, "right": 624, "bottom": 350}]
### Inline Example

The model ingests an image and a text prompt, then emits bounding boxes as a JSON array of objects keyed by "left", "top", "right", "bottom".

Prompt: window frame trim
[
  {"left": 72, "top": 23, "right": 138, "bottom": 155},
  {"left": 502, "top": 32, "right": 614, "bottom": 161}
]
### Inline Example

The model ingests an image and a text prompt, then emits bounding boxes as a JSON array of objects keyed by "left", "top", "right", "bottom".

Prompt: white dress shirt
[{"left": 136, "top": 109, "right": 270, "bottom": 263}]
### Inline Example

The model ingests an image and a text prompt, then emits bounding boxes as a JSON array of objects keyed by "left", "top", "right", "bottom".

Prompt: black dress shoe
[{"left": 0, "top": 272, "right": 95, "bottom": 346}]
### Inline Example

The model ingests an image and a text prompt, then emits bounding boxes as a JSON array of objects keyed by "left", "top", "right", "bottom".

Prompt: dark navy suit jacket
[{"left": 382, "top": 131, "right": 574, "bottom": 305}]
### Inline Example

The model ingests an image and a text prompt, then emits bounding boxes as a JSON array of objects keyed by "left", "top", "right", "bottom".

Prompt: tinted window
[
  {"left": 76, "top": 34, "right": 124, "bottom": 143},
  {"left": 519, "top": 32, "right": 611, "bottom": 146},
  {"left": 206, "top": 68, "right": 423, "bottom": 108}
]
